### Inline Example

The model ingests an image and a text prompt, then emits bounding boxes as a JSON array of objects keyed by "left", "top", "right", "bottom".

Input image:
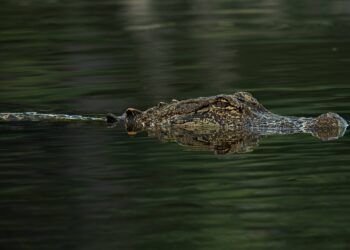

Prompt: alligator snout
[
  {"left": 312, "top": 112, "right": 348, "bottom": 129},
  {"left": 306, "top": 112, "right": 348, "bottom": 140}
]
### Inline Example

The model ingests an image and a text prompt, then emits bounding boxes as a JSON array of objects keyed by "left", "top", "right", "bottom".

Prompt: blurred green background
[
  {"left": 0, "top": 0, "right": 350, "bottom": 250},
  {"left": 1, "top": 0, "right": 350, "bottom": 115}
]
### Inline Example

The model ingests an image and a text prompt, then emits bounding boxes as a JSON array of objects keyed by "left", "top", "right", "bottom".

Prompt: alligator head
[{"left": 111, "top": 91, "right": 348, "bottom": 141}]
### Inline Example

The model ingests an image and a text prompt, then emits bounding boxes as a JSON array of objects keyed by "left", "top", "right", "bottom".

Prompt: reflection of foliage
[
  {"left": 1, "top": 0, "right": 350, "bottom": 114},
  {"left": 0, "top": 1, "right": 349, "bottom": 109}
]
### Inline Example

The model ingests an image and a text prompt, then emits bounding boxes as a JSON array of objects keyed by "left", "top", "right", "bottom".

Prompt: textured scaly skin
[
  {"left": 0, "top": 92, "right": 347, "bottom": 142},
  {"left": 119, "top": 92, "right": 348, "bottom": 140}
]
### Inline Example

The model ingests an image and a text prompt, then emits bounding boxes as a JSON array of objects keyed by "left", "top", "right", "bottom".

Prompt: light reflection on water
[{"left": 1, "top": 0, "right": 350, "bottom": 249}]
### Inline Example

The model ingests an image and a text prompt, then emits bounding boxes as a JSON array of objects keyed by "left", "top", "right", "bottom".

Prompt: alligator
[
  {"left": 0, "top": 92, "right": 347, "bottom": 154},
  {"left": 106, "top": 92, "right": 347, "bottom": 137}
]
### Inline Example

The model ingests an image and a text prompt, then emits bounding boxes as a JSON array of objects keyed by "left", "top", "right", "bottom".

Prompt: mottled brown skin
[
  {"left": 108, "top": 92, "right": 347, "bottom": 154},
  {"left": 117, "top": 92, "right": 348, "bottom": 139},
  {"left": 122, "top": 92, "right": 265, "bottom": 130},
  {"left": 0, "top": 92, "right": 346, "bottom": 154}
]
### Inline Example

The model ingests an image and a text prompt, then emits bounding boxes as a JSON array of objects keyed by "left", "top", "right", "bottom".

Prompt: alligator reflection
[
  {"left": 108, "top": 91, "right": 348, "bottom": 154},
  {"left": 125, "top": 125, "right": 347, "bottom": 155}
]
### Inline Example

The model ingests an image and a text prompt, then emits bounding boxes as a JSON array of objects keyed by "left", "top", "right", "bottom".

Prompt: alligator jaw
[
  {"left": 247, "top": 112, "right": 348, "bottom": 140},
  {"left": 112, "top": 92, "right": 348, "bottom": 141}
]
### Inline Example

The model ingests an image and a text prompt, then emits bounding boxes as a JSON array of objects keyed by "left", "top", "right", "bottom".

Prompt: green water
[{"left": 1, "top": 0, "right": 350, "bottom": 249}]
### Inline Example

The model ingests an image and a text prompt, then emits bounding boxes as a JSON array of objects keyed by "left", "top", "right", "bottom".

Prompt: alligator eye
[
  {"left": 235, "top": 92, "right": 258, "bottom": 106},
  {"left": 214, "top": 99, "right": 229, "bottom": 108}
]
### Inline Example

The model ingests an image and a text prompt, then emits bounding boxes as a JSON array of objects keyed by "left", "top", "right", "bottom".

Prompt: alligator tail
[{"left": 0, "top": 112, "right": 106, "bottom": 122}]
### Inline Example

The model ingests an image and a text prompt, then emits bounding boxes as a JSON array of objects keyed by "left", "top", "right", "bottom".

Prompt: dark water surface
[{"left": 1, "top": 0, "right": 350, "bottom": 249}]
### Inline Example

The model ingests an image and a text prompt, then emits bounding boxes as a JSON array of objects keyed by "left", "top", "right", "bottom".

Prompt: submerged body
[
  {"left": 0, "top": 92, "right": 348, "bottom": 153},
  {"left": 114, "top": 92, "right": 348, "bottom": 140},
  {"left": 0, "top": 112, "right": 105, "bottom": 122}
]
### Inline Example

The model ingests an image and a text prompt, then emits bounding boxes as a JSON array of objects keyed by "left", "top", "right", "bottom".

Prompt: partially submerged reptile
[
  {"left": 0, "top": 92, "right": 347, "bottom": 154},
  {"left": 107, "top": 92, "right": 347, "bottom": 138}
]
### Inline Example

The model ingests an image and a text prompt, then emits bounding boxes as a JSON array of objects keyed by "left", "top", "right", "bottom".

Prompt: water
[{"left": 1, "top": 0, "right": 350, "bottom": 249}]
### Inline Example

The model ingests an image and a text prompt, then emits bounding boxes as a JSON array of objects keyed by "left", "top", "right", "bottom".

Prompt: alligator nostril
[
  {"left": 308, "top": 112, "right": 348, "bottom": 140},
  {"left": 315, "top": 112, "right": 348, "bottom": 128}
]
